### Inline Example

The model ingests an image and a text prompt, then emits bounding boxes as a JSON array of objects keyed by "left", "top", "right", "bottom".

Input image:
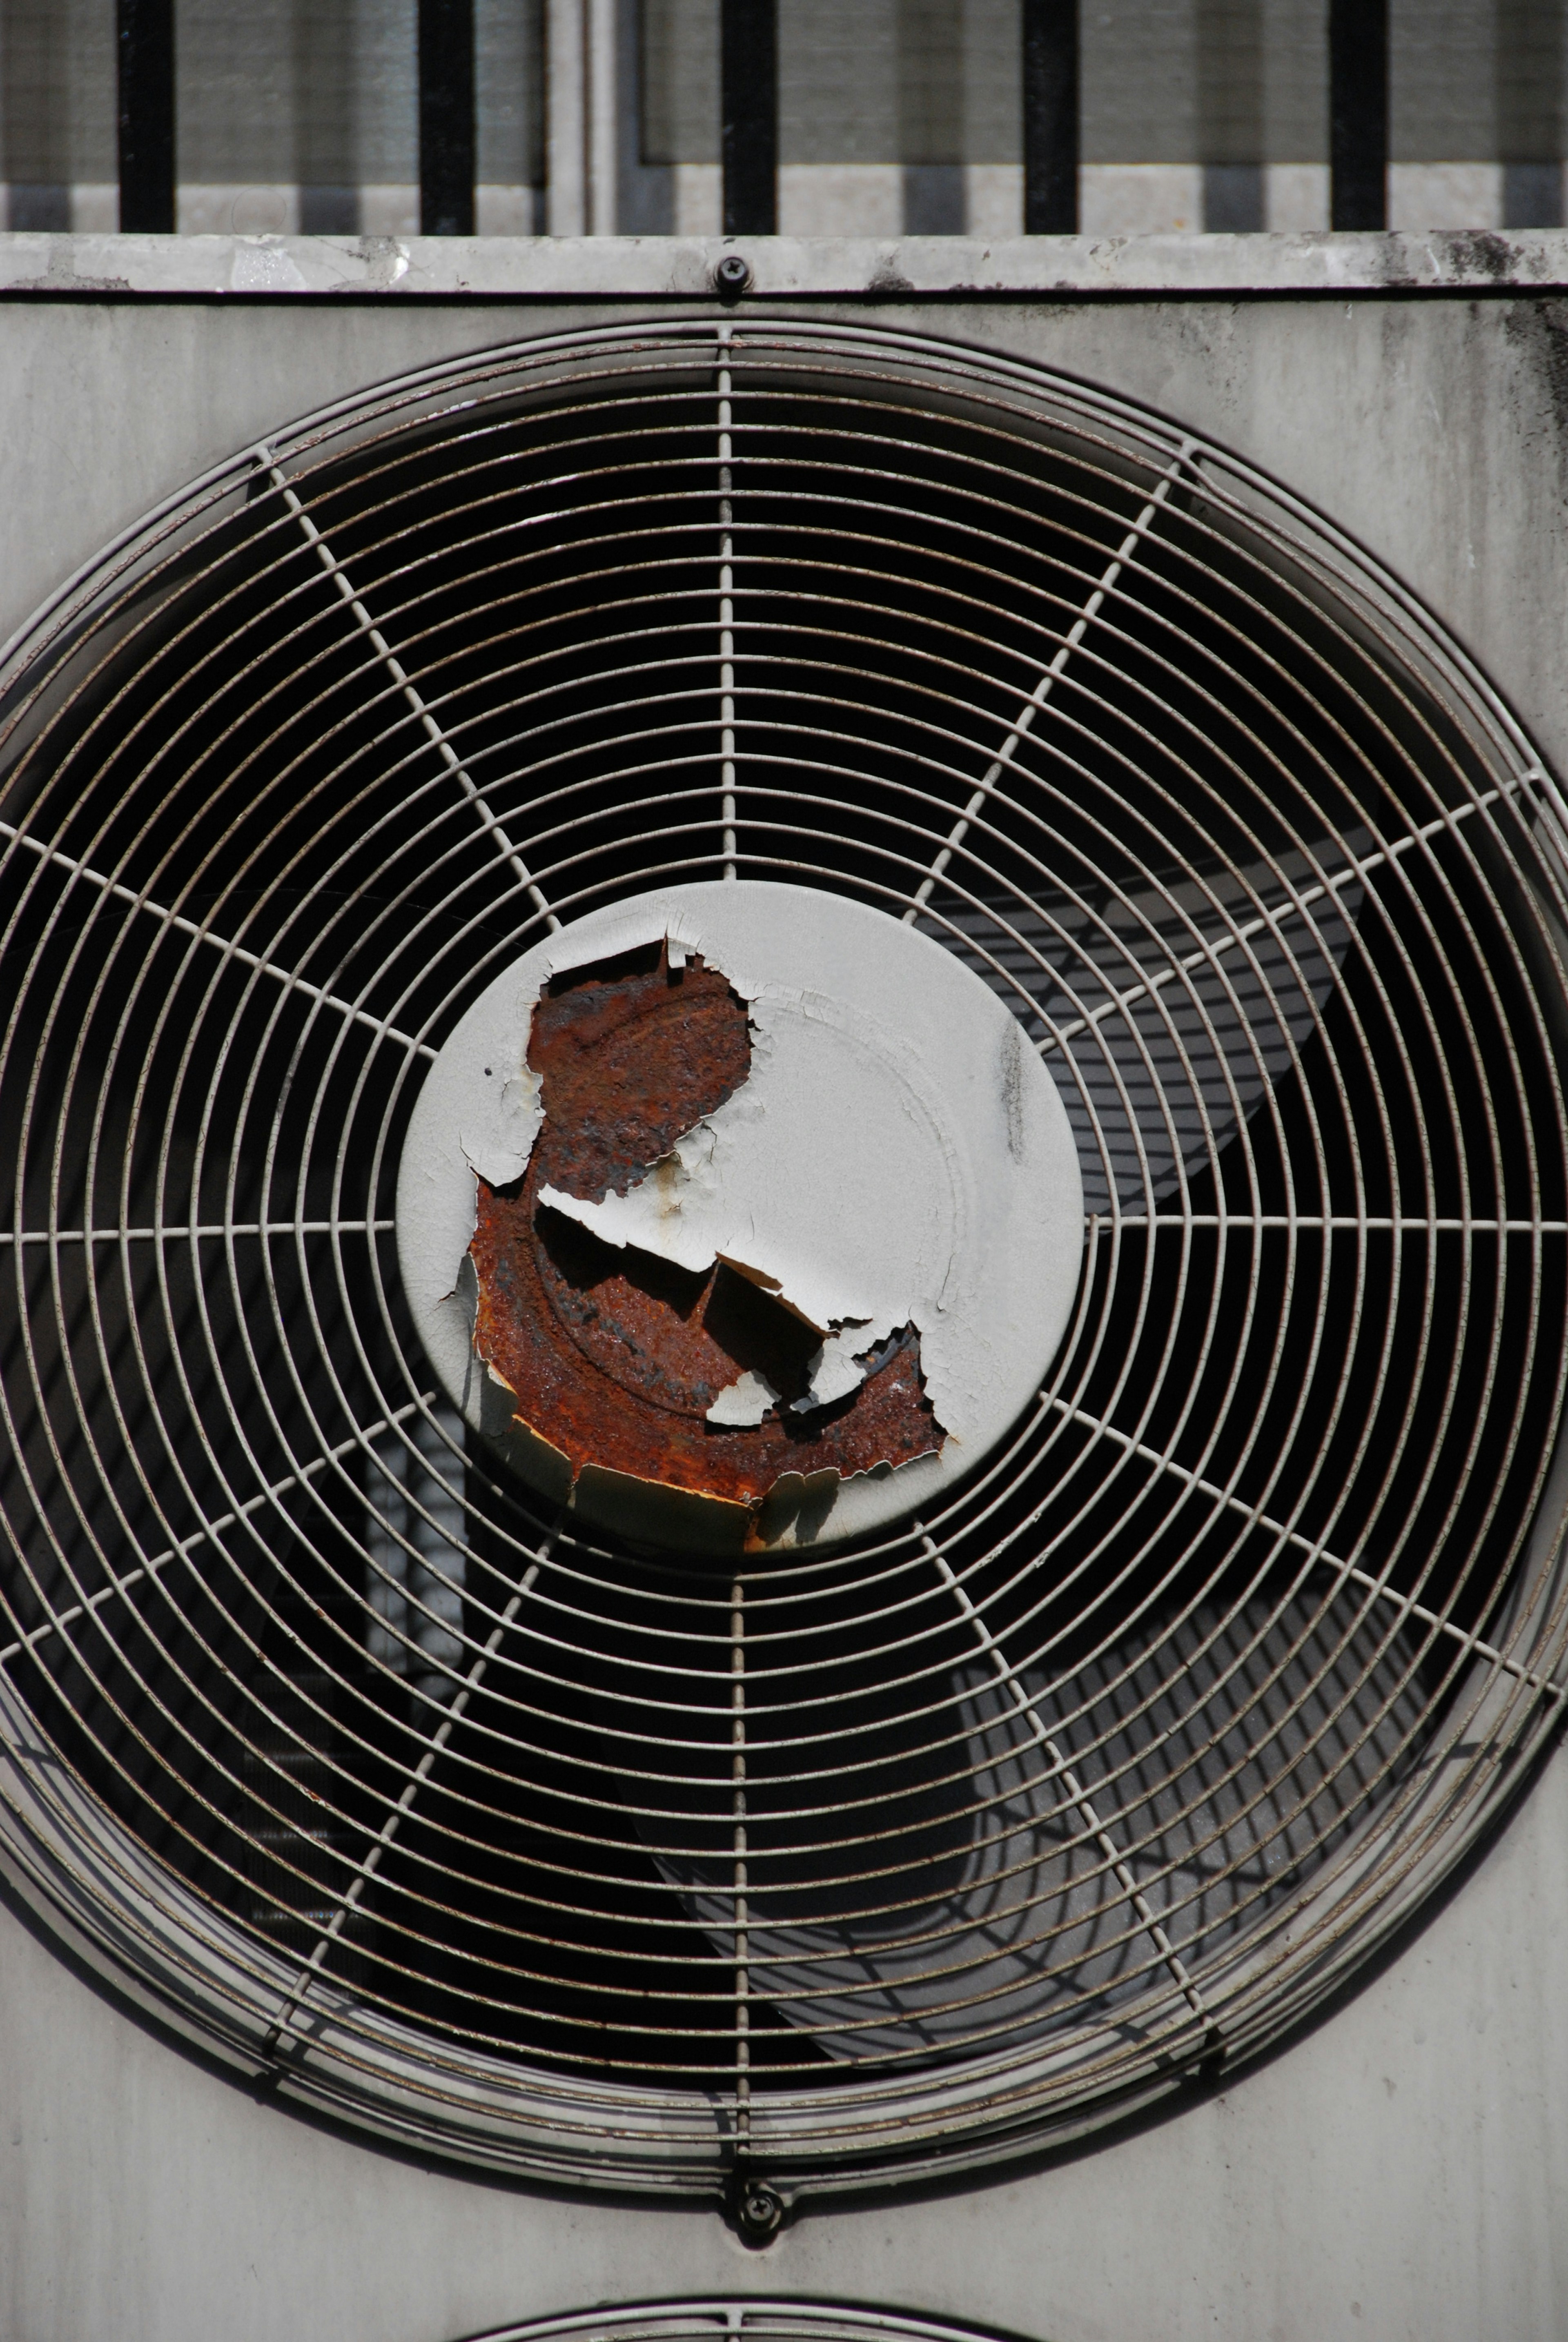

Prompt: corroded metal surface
[{"left": 469, "top": 944, "right": 944, "bottom": 1523}]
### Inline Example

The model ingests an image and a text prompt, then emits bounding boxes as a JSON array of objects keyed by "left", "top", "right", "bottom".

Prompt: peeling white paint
[
  {"left": 705, "top": 1368, "right": 781, "bottom": 1427},
  {"left": 537, "top": 972, "right": 967, "bottom": 1423},
  {"left": 226, "top": 239, "right": 312, "bottom": 294},
  {"left": 398, "top": 880, "right": 1085, "bottom": 1545}
]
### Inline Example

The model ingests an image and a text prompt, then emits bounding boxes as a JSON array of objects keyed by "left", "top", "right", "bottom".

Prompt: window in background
[
  {"left": 641, "top": 0, "right": 720, "bottom": 226},
  {"left": 1392, "top": 0, "right": 1504, "bottom": 228},
  {"left": 642, "top": 0, "right": 1020, "bottom": 236},
  {"left": 1499, "top": 0, "right": 1566, "bottom": 225},
  {"left": 640, "top": 0, "right": 1332, "bottom": 235},
  {"left": 1389, "top": 0, "right": 1566, "bottom": 229},
  {"left": 477, "top": 0, "right": 545, "bottom": 230},
  {"left": 1082, "top": 0, "right": 1328, "bottom": 233},
  {"left": 0, "top": 0, "right": 540, "bottom": 235},
  {"left": 0, "top": 0, "right": 116, "bottom": 229},
  {"left": 176, "top": 0, "right": 539, "bottom": 235},
  {"left": 178, "top": 0, "right": 322, "bottom": 232},
  {"left": 1199, "top": 0, "right": 1265, "bottom": 229},
  {"left": 899, "top": 0, "right": 969, "bottom": 233}
]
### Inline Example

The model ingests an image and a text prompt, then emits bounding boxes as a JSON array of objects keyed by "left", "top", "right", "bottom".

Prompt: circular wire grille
[
  {"left": 1, "top": 319, "right": 1567, "bottom": 2198},
  {"left": 471, "top": 2306, "right": 1012, "bottom": 2342}
]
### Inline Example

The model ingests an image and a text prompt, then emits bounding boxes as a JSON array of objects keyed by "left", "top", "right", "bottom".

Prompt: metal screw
[
  {"left": 715, "top": 252, "right": 753, "bottom": 298},
  {"left": 733, "top": 2176, "right": 784, "bottom": 2244}
]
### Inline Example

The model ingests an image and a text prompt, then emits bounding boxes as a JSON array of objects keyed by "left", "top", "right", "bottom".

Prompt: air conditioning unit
[{"left": 2, "top": 228, "right": 1567, "bottom": 2342}]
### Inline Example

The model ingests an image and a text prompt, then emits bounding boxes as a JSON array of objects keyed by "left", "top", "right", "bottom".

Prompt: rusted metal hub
[
  {"left": 469, "top": 943, "right": 945, "bottom": 1526},
  {"left": 397, "top": 880, "right": 1085, "bottom": 1551}
]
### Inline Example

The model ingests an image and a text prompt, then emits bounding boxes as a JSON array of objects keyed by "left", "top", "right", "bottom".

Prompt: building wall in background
[
  {"left": 0, "top": 0, "right": 541, "bottom": 234},
  {"left": 0, "top": 0, "right": 113, "bottom": 227},
  {"left": 2, "top": 8, "right": 1568, "bottom": 253},
  {"left": 639, "top": 0, "right": 1568, "bottom": 233}
]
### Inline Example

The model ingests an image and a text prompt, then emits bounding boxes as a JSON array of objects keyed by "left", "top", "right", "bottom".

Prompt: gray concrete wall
[
  {"left": 2, "top": 256, "right": 1568, "bottom": 2342},
  {"left": 6, "top": 263, "right": 1568, "bottom": 776},
  {"left": 3, "top": 1742, "right": 1566, "bottom": 2342}
]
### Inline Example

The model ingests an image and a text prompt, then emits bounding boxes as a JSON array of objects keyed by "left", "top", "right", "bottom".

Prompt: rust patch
[{"left": 468, "top": 941, "right": 945, "bottom": 1528}]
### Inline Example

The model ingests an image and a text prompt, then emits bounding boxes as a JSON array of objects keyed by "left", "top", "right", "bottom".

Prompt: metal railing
[{"left": 105, "top": 0, "right": 1404, "bottom": 240}]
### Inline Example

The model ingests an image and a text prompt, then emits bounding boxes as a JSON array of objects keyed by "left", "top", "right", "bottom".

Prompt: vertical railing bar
[
  {"left": 587, "top": 0, "right": 619, "bottom": 232},
  {"left": 116, "top": 0, "right": 176, "bottom": 234},
  {"left": 1329, "top": 0, "right": 1389, "bottom": 229},
  {"left": 545, "top": 0, "right": 589, "bottom": 236},
  {"left": 418, "top": 0, "right": 478, "bottom": 236},
  {"left": 721, "top": 0, "right": 779, "bottom": 235},
  {"left": 1023, "top": 0, "right": 1080, "bottom": 234}
]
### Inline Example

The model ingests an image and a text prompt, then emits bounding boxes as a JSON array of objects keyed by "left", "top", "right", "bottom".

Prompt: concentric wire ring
[
  {"left": 0, "top": 319, "right": 1566, "bottom": 2199},
  {"left": 472, "top": 2304, "right": 1017, "bottom": 2342}
]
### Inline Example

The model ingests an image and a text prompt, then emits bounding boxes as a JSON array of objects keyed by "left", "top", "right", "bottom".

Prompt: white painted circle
[{"left": 397, "top": 881, "right": 1085, "bottom": 1547}]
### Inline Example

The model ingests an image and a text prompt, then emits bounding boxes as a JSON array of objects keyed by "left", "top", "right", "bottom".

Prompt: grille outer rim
[{"left": 0, "top": 318, "right": 1564, "bottom": 2202}]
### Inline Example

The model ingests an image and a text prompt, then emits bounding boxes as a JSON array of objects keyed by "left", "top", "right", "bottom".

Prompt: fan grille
[
  {"left": 474, "top": 2305, "right": 1012, "bottom": 2342},
  {"left": 474, "top": 2306, "right": 1020, "bottom": 2342},
  {"left": 0, "top": 321, "right": 1565, "bottom": 2197}
]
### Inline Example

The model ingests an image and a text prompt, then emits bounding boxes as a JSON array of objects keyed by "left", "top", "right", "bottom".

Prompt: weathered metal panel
[{"left": 2, "top": 239, "right": 1568, "bottom": 2342}]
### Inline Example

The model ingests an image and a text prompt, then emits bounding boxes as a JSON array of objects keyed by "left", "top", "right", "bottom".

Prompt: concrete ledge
[{"left": 3, "top": 228, "right": 1568, "bottom": 299}]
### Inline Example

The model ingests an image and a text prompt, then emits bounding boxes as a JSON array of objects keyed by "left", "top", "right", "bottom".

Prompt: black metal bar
[
  {"left": 722, "top": 0, "right": 777, "bottom": 236},
  {"left": 419, "top": 0, "right": 477, "bottom": 237},
  {"left": 1329, "top": 0, "right": 1387, "bottom": 229},
  {"left": 1023, "top": 0, "right": 1078, "bottom": 234},
  {"left": 116, "top": 0, "right": 175, "bottom": 234}
]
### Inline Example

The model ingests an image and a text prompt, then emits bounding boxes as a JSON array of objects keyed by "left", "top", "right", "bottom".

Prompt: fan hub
[{"left": 397, "top": 880, "right": 1086, "bottom": 1549}]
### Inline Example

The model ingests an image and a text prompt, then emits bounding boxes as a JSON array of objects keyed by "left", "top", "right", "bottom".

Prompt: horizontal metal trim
[{"left": 0, "top": 229, "right": 1567, "bottom": 302}]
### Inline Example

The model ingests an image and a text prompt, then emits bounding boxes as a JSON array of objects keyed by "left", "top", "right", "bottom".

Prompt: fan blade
[{"left": 935, "top": 831, "right": 1370, "bottom": 1213}]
